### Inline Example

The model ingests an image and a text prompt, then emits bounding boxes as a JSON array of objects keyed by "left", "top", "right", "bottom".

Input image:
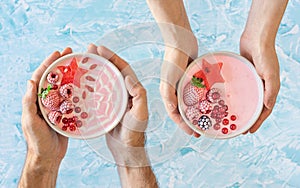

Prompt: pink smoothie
[
  {"left": 38, "top": 53, "right": 127, "bottom": 139},
  {"left": 178, "top": 52, "right": 264, "bottom": 139}
]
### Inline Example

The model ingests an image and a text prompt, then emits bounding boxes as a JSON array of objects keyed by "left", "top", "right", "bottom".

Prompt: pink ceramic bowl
[
  {"left": 178, "top": 52, "right": 264, "bottom": 139},
  {"left": 38, "top": 53, "right": 128, "bottom": 139}
]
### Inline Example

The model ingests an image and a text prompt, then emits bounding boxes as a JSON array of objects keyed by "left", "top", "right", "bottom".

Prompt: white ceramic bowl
[
  {"left": 178, "top": 52, "right": 264, "bottom": 139},
  {"left": 38, "top": 53, "right": 128, "bottom": 139}
]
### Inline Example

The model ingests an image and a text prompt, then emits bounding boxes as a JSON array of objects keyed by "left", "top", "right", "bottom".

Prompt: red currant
[
  {"left": 222, "top": 118, "right": 229, "bottom": 125},
  {"left": 73, "top": 96, "right": 80, "bottom": 103},
  {"left": 69, "top": 125, "right": 76, "bottom": 131},
  {"left": 75, "top": 107, "right": 81, "bottom": 113},
  {"left": 81, "top": 112, "right": 88, "bottom": 119},
  {"left": 76, "top": 120, "right": 83, "bottom": 127},
  {"left": 62, "top": 117, "right": 68, "bottom": 124},
  {"left": 62, "top": 125, "right": 68, "bottom": 131},
  {"left": 213, "top": 123, "right": 221, "bottom": 130},
  {"left": 230, "top": 115, "right": 237, "bottom": 121},
  {"left": 222, "top": 127, "right": 228, "bottom": 134},
  {"left": 230, "top": 124, "right": 237, "bottom": 130}
]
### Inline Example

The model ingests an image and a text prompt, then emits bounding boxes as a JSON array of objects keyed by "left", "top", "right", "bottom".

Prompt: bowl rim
[
  {"left": 38, "top": 52, "right": 128, "bottom": 139},
  {"left": 177, "top": 51, "right": 264, "bottom": 139}
]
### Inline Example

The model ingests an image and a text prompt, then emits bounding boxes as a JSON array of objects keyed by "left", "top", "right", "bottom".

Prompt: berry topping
[
  {"left": 198, "top": 100, "right": 212, "bottom": 114},
  {"left": 59, "top": 84, "right": 73, "bottom": 99},
  {"left": 69, "top": 124, "right": 76, "bottom": 131},
  {"left": 51, "top": 84, "right": 58, "bottom": 90},
  {"left": 222, "top": 118, "right": 229, "bottom": 125},
  {"left": 62, "top": 117, "right": 68, "bottom": 124},
  {"left": 230, "top": 115, "right": 237, "bottom": 121},
  {"left": 75, "top": 107, "right": 81, "bottom": 113},
  {"left": 41, "top": 91, "right": 61, "bottom": 111},
  {"left": 81, "top": 112, "right": 88, "bottom": 119},
  {"left": 198, "top": 115, "right": 212, "bottom": 130},
  {"left": 185, "top": 106, "right": 201, "bottom": 121},
  {"left": 230, "top": 124, "right": 237, "bottom": 130},
  {"left": 62, "top": 125, "right": 68, "bottom": 131},
  {"left": 48, "top": 111, "right": 62, "bottom": 125},
  {"left": 60, "top": 100, "right": 74, "bottom": 114},
  {"left": 72, "top": 96, "right": 80, "bottom": 103},
  {"left": 206, "top": 88, "right": 221, "bottom": 103},
  {"left": 222, "top": 127, "right": 228, "bottom": 134},
  {"left": 76, "top": 120, "right": 83, "bottom": 127},
  {"left": 183, "top": 83, "right": 202, "bottom": 106},
  {"left": 218, "top": 100, "right": 225, "bottom": 106},
  {"left": 213, "top": 123, "right": 221, "bottom": 130},
  {"left": 47, "top": 72, "right": 59, "bottom": 84}
]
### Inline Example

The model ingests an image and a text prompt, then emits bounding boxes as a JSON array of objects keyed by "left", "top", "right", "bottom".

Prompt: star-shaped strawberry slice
[
  {"left": 58, "top": 57, "right": 88, "bottom": 88},
  {"left": 193, "top": 59, "right": 225, "bottom": 89}
]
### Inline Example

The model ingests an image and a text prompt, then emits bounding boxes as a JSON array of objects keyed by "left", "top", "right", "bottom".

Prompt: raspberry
[
  {"left": 59, "top": 84, "right": 73, "bottom": 99},
  {"left": 60, "top": 100, "right": 74, "bottom": 114},
  {"left": 198, "top": 100, "right": 212, "bottom": 114},
  {"left": 48, "top": 111, "right": 62, "bottom": 125},
  {"left": 47, "top": 72, "right": 59, "bottom": 84},
  {"left": 206, "top": 88, "right": 221, "bottom": 103},
  {"left": 41, "top": 91, "right": 61, "bottom": 111},
  {"left": 198, "top": 115, "right": 212, "bottom": 130},
  {"left": 185, "top": 106, "right": 201, "bottom": 121},
  {"left": 183, "top": 83, "right": 201, "bottom": 106}
]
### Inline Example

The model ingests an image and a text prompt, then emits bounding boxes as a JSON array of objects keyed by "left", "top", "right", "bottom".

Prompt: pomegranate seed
[
  {"left": 89, "top": 64, "right": 97, "bottom": 70},
  {"left": 76, "top": 120, "right": 83, "bottom": 127},
  {"left": 230, "top": 115, "right": 237, "bottom": 121},
  {"left": 222, "top": 118, "right": 229, "bottom": 125},
  {"left": 73, "top": 96, "right": 79, "bottom": 103},
  {"left": 85, "top": 85, "right": 94, "bottom": 92},
  {"left": 86, "top": 76, "right": 96, "bottom": 81},
  {"left": 230, "top": 124, "right": 237, "bottom": 130},
  {"left": 82, "top": 57, "right": 89, "bottom": 64},
  {"left": 68, "top": 118, "right": 74, "bottom": 123},
  {"left": 62, "top": 117, "right": 68, "bottom": 124},
  {"left": 213, "top": 123, "right": 221, "bottom": 130},
  {"left": 82, "top": 91, "right": 86, "bottom": 99},
  {"left": 66, "top": 109, "right": 73, "bottom": 114},
  {"left": 69, "top": 125, "right": 76, "bottom": 131},
  {"left": 81, "top": 112, "right": 88, "bottom": 119},
  {"left": 222, "top": 127, "right": 228, "bottom": 134},
  {"left": 75, "top": 107, "right": 81, "bottom": 113},
  {"left": 223, "top": 105, "right": 228, "bottom": 111},
  {"left": 56, "top": 115, "right": 62, "bottom": 123},
  {"left": 224, "top": 112, "right": 228, "bottom": 117},
  {"left": 62, "top": 126, "right": 68, "bottom": 131}
]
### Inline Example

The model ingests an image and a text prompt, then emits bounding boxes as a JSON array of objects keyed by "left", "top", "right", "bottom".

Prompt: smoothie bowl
[
  {"left": 178, "top": 52, "right": 264, "bottom": 139},
  {"left": 38, "top": 53, "right": 128, "bottom": 139}
]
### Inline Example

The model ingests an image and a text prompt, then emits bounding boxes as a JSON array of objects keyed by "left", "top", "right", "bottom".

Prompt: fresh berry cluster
[
  {"left": 183, "top": 70, "right": 238, "bottom": 135},
  {"left": 39, "top": 71, "right": 89, "bottom": 132}
]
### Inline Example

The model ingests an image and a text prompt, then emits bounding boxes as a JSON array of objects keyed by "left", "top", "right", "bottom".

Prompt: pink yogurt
[
  {"left": 178, "top": 52, "right": 264, "bottom": 139},
  {"left": 38, "top": 53, "right": 128, "bottom": 139}
]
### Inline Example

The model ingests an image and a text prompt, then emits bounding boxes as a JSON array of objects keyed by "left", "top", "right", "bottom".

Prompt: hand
[
  {"left": 240, "top": 34, "right": 280, "bottom": 134},
  {"left": 87, "top": 44, "right": 158, "bottom": 188},
  {"left": 19, "top": 48, "right": 72, "bottom": 188},
  {"left": 22, "top": 48, "right": 71, "bottom": 162}
]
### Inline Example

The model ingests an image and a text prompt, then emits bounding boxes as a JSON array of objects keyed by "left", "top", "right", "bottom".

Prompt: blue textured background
[{"left": 1, "top": 0, "right": 300, "bottom": 187}]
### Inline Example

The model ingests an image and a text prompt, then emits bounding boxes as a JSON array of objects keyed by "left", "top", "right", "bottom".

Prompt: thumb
[
  {"left": 263, "top": 75, "right": 280, "bottom": 109},
  {"left": 22, "top": 80, "right": 38, "bottom": 115},
  {"left": 125, "top": 76, "right": 148, "bottom": 121}
]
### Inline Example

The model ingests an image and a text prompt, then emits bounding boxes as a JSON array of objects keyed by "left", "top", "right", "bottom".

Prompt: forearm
[
  {"left": 147, "top": 0, "right": 197, "bottom": 58},
  {"left": 243, "top": 0, "right": 289, "bottom": 45},
  {"left": 19, "top": 152, "right": 60, "bottom": 188},
  {"left": 117, "top": 162, "right": 158, "bottom": 188}
]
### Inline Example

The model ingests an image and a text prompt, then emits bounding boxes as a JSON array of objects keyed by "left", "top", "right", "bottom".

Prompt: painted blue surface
[{"left": 1, "top": 0, "right": 300, "bottom": 187}]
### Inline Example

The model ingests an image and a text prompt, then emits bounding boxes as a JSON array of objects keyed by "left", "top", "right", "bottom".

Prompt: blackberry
[{"left": 198, "top": 115, "right": 212, "bottom": 130}]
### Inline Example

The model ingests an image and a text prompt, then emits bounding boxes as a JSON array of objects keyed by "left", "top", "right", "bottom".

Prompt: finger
[
  {"left": 263, "top": 75, "right": 280, "bottom": 109},
  {"left": 87, "top": 43, "right": 98, "bottom": 54},
  {"left": 61, "top": 47, "right": 72, "bottom": 56},
  {"left": 31, "top": 51, "right": 61, "bottom": 85},
  {"left": 97, "top": 46, "right": 129, "bottom": 71},
  {"left": 22, "top": 80, "right": 38, "bottom": 115},
  {"left": 160, "top": 83, "right": 194, "bottom": 135},
  {"left": 249, "top": 106, "right": 272, "bottom": 133},
  {"left": 125, "top": 76, "right": 148, "bottom": 121}
]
